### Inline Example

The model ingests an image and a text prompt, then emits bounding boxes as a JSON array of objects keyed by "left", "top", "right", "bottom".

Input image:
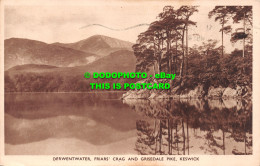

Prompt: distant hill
[
  {"left": 5, "top": 50, "right": 136, "bottom": 92},
  {"left": 76, "top": 49, "right": 136, "bottom": 73},
  {"left": 7, "top": 64, "right": 58, "bottom": 74},
  {"left": 7, "top": 49, "right": 136, "bottom": 76},
  {"left": 52, "top": 35, "right": 133, "bottom": 58},
  {"left": 4, "top": 38, "right": 97, "bottom": 70}
]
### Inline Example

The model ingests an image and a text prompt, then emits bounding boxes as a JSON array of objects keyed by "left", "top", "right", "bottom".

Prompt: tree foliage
[{"left": 133, "top": 5, "right": 252, "bottom": 91}]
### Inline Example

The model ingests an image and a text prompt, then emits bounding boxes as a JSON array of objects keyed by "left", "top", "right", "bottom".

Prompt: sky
[{"left": 4, "top": 1, "right": 243, "bottom": 52}]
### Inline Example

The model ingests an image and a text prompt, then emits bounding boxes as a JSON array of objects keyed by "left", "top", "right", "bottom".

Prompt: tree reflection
[{"left": 123, "top": 98, "right": 252, "bottom": 155}]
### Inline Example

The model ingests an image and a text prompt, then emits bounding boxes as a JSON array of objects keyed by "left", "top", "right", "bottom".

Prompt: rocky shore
[{"left": 122, "top": 78, "right": 252, "bottom": 100}]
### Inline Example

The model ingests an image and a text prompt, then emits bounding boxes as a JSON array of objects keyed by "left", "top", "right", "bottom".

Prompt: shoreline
[{"left": 121, "top": 78, "right": 252, "bottom": 100}]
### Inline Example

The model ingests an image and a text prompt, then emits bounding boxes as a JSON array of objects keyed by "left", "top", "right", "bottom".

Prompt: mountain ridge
[
  {"left": 5, "top": 35, "right": 134, "bottom": 70},
  {"left": 51, "top": 35, "right": 134, "bottom": 57},
  {"left": 4, "top": 38, "right": 96, "bottom": 70}
]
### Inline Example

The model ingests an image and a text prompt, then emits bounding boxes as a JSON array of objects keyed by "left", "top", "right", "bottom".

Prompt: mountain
[
  {"left": 5, "top": 36, "right": 134, "bottom": 70},
  {"left": 4, "top": 38, "right": 96, "bottom": 70},
  {"left": 52, "top": 35, "right": 133, "bottom": 58},
  {"left": 5, "top": 35, "right": 137, "bottom": 92}
]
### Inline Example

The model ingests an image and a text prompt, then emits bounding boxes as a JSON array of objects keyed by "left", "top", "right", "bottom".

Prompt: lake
[{"left": 4, "top": 92, "right": 252, "bottom": 155}]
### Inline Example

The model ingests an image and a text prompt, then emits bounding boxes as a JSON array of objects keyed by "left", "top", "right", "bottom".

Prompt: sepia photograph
[{"left": 0, "top": 0, "right": 260, "bottom": 166}]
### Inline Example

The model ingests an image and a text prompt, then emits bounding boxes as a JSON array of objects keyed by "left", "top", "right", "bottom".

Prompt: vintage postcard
[{"left": 0, "top": 0, "right": 260, "bottom": 165}]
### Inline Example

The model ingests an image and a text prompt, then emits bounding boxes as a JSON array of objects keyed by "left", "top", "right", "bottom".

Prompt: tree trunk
[
  {"left": 158, "top": 39, "right": 162, "bottom": 73},
  {"left": 182, "top": 119, "right": 186, "bottom": 155},
  {"left": 186, "top": 117, "right": 189, "bottom": 155},
  {"left": 154, "top": 42, "right": 157, "bottom": 75},
  {"left": 169, "top": 43, "right": 172, "bottom": 74},
  {"left": 176, "top": 123, "right": 179, "bottom": 155},
  {"left": 243, "top": 12, "right": 245, "bottom": 58},
  {"left": 244, "top": 122, "right": 247, "bottom": 154},
  {"left": 223, "top": 130, "right": 225, "bottom": 155},
  {"left": 168, "top": 119, "right": 171, "bottom": 154},
  {"left": 167, "top": 38, "right": 170, "bottom": 73},
  {"left": 160, "top": 37, "right": 164, "bottom": 73},
  {"left": 159, "top": 120, "right": 162, "bottom": 154},
  {"left": 153, "top": 63, "right": 156, "bottom": 75},
  {"left": 186, "top": 24, "right": 189, "bottom": 75},
  {"left": 175, "top": 40, "right": 178, "bottom": 74},
  {"left": 222, "top": 23, "right": 224, "bottom": 57},
  {"left": 180, "top": 27, "right": 185, "bottom": 78}
]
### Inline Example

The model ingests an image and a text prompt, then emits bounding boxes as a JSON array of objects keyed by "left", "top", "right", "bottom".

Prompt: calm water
[{"left": 5, "top": 92, "right": 252, "bottom": 155}]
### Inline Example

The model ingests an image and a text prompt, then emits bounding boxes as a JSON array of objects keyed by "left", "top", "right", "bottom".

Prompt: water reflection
[
  {"left": 5, "top": 93, "right": 252, "bottom": 155},
  {"left": 5, "top": 92, "right": 141, "bottom": 155},
  {"left": 123, "top": 99, "right": 252, "bottom": 155}
]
